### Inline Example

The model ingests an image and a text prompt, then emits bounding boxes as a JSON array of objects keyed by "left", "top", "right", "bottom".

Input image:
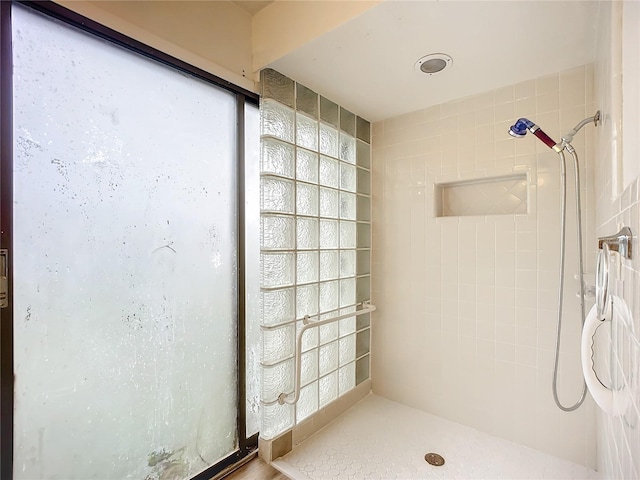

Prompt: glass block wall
[{"left": 259, "top": 69, "right": 372, "bottom": 440}]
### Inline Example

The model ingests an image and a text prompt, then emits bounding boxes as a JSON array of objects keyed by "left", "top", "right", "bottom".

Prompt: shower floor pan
[{"left": 272, "top": 394, "right": 598, "bottom": 480}]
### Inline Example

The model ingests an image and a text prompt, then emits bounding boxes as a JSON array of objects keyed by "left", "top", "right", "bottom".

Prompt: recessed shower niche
[{"left": 435, "top": 173, "right": 528, "bottom": 217}]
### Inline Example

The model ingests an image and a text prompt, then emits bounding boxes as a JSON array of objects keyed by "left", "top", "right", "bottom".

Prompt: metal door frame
[{"left": 0, "top": 2, "right": 259, "bottom": 478}]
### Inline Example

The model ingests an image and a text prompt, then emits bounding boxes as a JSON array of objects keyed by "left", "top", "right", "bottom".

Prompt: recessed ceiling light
[{"left": 414, "top": 53, "right": 452, "bottom": 75}]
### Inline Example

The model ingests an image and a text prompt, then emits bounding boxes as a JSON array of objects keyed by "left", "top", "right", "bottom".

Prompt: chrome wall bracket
[{"left": 598, "top": 226, "right": 633, "bottom": 260}]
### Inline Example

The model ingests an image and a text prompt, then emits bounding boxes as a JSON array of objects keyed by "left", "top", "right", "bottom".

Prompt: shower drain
[{"left": 424, "top": 452, "right": 445, "bottom": 466}]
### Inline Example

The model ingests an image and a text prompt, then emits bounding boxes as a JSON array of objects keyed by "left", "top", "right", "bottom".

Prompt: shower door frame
[{"left": 0, "top": 2, "right": 259, "bottom": 479}]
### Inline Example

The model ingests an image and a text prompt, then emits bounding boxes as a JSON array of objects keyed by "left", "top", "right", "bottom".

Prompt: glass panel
[
  {"left": 340, "top": 221, "right": 357, "bottom": 249},
  {"left": 296, "top": 113, "right": 318, "bottom": 151},
  {"left": 262, "top": 137, "right": 295, "bottom": 178},
  {"left": 340, "top": 278, "right": 356, "bottom": 307},
  {"left": 262, "top": 253, "right": 295, "bottom": 288},
  {"left": 319, "top": 318, "right": 339, "bottom": 345},
  {"left": 339, "top": 132, "right": 356, "bottom": 163},
  {"left": 339, "top": 363, "right": 356, "bottom": 395},
  {"left": 319, "top": 156, "right": 339, "bottom": 188},
  {"left": 319, "top": 280, "right": 340, "bottom": 313},
  {"left": 340, "top": 162, "right": 357, "bottom": 192},
  {"left": 296, "top": 183, "right": 319, "bottom": 217},
  {"left": 297, "top": 217, "right": 319, "bottom": 250},
  {"left": 297, "top": 251, "right": 319, "bottom": 285},
  {"left": 296, "top": 382, "right": 319, "bottom": 423},
  {"left": 296, "top": 84, "right": 318, "bottom": 118},
  {"left": 12, "top": 6, "right": 239, "bottom": 478},
  {"left": 260, "top": 69, "right": 294, "bottom": 108},
  {"left": 261, "top": 403, "right": 293, "bottom": 441},
  {"left": 339, "top": 334, "right": 356, "bottom": 366},
  {"left": 340, "top": 250, "right": 356, "bottom": 278},
  {"left": 261, "top": 98, "right": 295, "bottom": 142},
  {"left": 339, "top": 191, "right": 357, "bottom": 220},
  {"left": 319, "top": 123, "right": 339, "bottom": 157},
  {"left": 262, "top": 324, "right": 295, "bottom": 365},
  {"left": 319, "top": 341, "right": 339, "bottom": 376},
  {"left": 245, "top": 103, "right": 261, "bottom": 437},
  {"left": 296, "top": 284, "right": 319, "bottom": 318},
  {"left": 261, "top": 288, "right": 296, "bottom": 326},
  {"left": 356, "top": 139, "right": 371, "bottom": 168},
  {"left": 261, "top": 176, "right": 295, "bottom": 214},
  {"left": 319, "top": 251, "right": 339, "bottom": 281},
  {"left": 300, "top": 349, "right": 319, "bottom": 387},
  {"left": 357, "top": 167, "right": 371, "bottom": 195},
  {"left": 320, "top": 187, "right": 339, "bottom": 218},
  {"left": 296, "top": 148, "right": 319, "bottom": 184},
  {"left": 319, "top": 219, "right": 339, "bottom": 249},
  {"left": 356, "top": 250, "right": 371, "bottom": 276},
  {"left": 319, "top": 371, "right": 338, "bottom": 407},
  {"left": 261, "top": 214, "right": 295, "bottom": 250},
  {"left": 262, "top": 360, "right": 294, "bottom": 404}
]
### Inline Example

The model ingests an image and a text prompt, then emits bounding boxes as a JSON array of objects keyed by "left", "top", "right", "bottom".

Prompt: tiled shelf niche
[{"left": 435, "top": 173, "right": 528, "bottom": 217}]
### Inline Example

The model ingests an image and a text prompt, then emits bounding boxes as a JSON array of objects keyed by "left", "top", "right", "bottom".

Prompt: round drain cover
[{"left": 425, "top": 453, "right": 445, "bottom": 466}]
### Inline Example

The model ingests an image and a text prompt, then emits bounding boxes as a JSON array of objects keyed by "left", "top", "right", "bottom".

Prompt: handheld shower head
[
  {"left": 508, "top": 118, "right": 535, "bottom": 138},
  {"left": 508, "top": 117, "right": 562, "bottom": 152}
]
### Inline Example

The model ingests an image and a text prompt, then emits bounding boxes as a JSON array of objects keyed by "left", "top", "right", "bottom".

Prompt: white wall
[
  {"left": 593, "top": 2, "right": 640, "bottom": 478},
  {"left": 371, "top": 65, "right": 598, "bottom": 468}
]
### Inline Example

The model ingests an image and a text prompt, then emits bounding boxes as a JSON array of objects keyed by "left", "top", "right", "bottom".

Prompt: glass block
[
  {"left": 356, "top": 329, "right": 371, "bottom": 357},
  {"left": 261, "top": 288, "right": 295, "bottom": 326},
  {"left": 261, "top": 214, "right": 295, "bottom": 250},
  {"left": 300, "top": 349, "right": 318, "bottom": 386},
  {"left": 340, "top": 278, "right": 356, "bottom": 307},
  {"left": 340, "top": 107, "right": 356, "bottom": 136},
  {"left": 339, "top": 192, "right": 356, "bottom": 220},
  {"left": 319, "top": 371, "right": 338, "bottom": 408},
  {"left": 320, "top": 188, "right": 339, "bottom": 218},
  {"left": 261, "top": 359, "right": 293, "bottom": 404},
  {"left": 262, "top": 137, "right": 294, "bottom": 178},
  {"left": 319, "top": 321, "right": 339, "bottom": 348},
  {"left": 296, "top": 283, "right": 318, "bottom": 318},
  {"left": 261, "top": 401, "right": 293, "bottom": 440},
  {"left": 357, "top": 195, "right": 371, "bottom": 221},
  {"left": 320, "top": 250, "right": 339, "bottom": 281},
  {"left": 357, "top": 276, "right": 371, "bottom": 303},
  {"left": 339, "top": 363, "right": 356, "bottom": 395},
  {"left": 261, "top": 176, "right": 294, "bottom": 214},
  {"left": 320, "top": 96, "right": 339, "bottom": 127},
  {"left": 319, "top": 123, "right": 339, "bottom": 157},
  {"left": 297, "top": 251, "right": 319, "bottom": 284},
  {"left": 296, "top": 148, "right": 318, "bottom": 184},
  {"left": 357, "top": 168, "right": 371, "bottom": 195},
  {"left": 356, "top": 312, "right": 370, "bottom": 330},
  {"left": 319, "top": 340, "right": 339, "bottom": 376},
  {"left": 319, "top": 280, "right": 339, "bottom": 313},
  {"left": 262, "top": 324, "right": 295, "bottom": 365},
  {"left": 319, "top": 156, "right": 339, "bottom": 188},
  {"left": 261, "top": 252, "right": 294, "bottom": 288},
  {"left": 357, "top": 223, "right": 371, "bottom": 249},
  {"left": 319, "top": 219, "right": 339, "bottom": 249},
  {"left": 356, "top": 139, "right": 371, "bottom": 169},
  {"left": 296, "top": 381, "right": 319, "bottom": 423},
  {"left": 297, "top": 217, "right": 319, "bottom": 250},
  {"left": 339, "top": 307, "right": 356, "bottom": 336},
  {"left": 261, "top": 69, "right": 294, "bottom": 108},
  {"left": 340, "top": 221, "right": 356, "bottom": 249},
  {"left": 296, "top": 84, "right": 318, "bottom": 118},
  {"left": 356, "top": 116, "right": 371, "bottom": 143},
  {"left": 340, "top": 163, "right": 356, "bottom": 192},
  {"left": 261, "top": 99, "right": 294, "bottom": 142},
  {"left": 356, "top": 355, "right": 370, "bottom": 385},
  {"left": 339, "top": 132, "right": 356, "bottom": 164},
  {"left": 299, "top": 321, "right": 318, "bottom": 352},
  {"left": 296, "top": 113, "right": 318, "bottom": 151},
  {"left": 356, "top": 250, "right": 370, "bottom": 275},
  {"left": 296, "top": 183, "right": 319, "bottom": 216},
  {"left": 340, "top": 250, "right": 356, "bottom": 278},
  {"left": 339, "top": 334, "right": 356, "bottom": 366}
]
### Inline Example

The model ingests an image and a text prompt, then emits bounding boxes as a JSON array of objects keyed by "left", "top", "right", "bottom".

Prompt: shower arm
[{"left": 559, "top": 111, "right": 600, "bottom": 147}]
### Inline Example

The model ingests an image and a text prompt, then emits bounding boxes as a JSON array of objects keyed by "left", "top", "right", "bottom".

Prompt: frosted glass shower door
[{"left": 12, "top": 5, "right": 239, "bottom": 479}]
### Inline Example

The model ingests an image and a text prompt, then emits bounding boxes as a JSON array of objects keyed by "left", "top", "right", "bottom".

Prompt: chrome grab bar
[{"left": 277, "top": 301, "right": 377, "bottom": 405}]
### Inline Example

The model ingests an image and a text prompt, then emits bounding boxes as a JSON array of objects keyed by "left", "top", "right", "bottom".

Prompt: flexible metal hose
[{"left": 552, "top": 147, "right": 588, "bottom": 411}]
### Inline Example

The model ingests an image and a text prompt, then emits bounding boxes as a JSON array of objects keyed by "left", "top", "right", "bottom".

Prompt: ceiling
[
  {"left": 268, "top": 1, "right": 600, "bottom": 122},
  {"left": 231, "top": 0, "right": 273, "bottom": 16}
]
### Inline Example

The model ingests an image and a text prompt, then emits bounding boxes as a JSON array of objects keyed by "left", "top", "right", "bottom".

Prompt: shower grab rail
[{"left": 277, "top": 301, "right": 377, "bottom": 405}]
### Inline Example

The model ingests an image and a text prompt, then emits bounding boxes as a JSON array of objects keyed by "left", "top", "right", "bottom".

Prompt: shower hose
[{"left": 553, "top": 145, "right": 588, "bottom": 411}]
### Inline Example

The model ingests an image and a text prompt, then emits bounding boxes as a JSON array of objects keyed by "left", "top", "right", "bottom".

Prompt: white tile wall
[
  {"left": 593, "top": 2, "right": 640, "bottom": 479},
  {"left": 371, "top": 64, "right": 599, "bottom": 468}
]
